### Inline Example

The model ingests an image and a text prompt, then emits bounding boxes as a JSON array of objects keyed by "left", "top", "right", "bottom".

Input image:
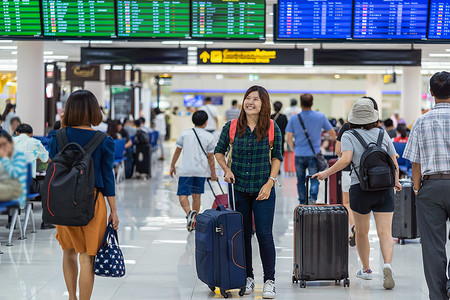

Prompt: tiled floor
[{"left": 0, "top": 154, "right": 434, "bottom": 299}]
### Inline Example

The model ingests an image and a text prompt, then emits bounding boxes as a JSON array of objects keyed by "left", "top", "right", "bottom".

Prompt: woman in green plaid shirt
[{"left": 215, "top": 86, "right": 283, "bottom": 299}]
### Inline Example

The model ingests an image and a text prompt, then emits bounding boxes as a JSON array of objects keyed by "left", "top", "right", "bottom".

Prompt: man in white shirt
[
  {"left": 200, "top": 97, "right": 218, "bottom": 133},
  {"left": 154, "top": 107, "right": 167, "bottom": 160},
  {"left": 284, "top": 99, "right": 302, "bottom": 117},
  {"left": 169, "top": 111, "right": 217, "bottom": 232}
]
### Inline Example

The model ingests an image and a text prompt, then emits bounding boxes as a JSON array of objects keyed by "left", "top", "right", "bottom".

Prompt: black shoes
[
  {"left": 349, "top": 225, "right": 356, "bottom": 247},
  {"left": 41, "top": 222, "right": 56, "bottom": 230}
]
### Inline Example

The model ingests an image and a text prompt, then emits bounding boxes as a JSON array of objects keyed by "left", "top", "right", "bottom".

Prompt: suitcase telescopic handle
[
  {"left": 306, "top": 175, "right": 328, "bottom": 205},
  {"left": 207, "top": 178, "right": 225, "bottom": 197},
  {"left": 229, "top": 178, "right": 236, "bottom": 211}
]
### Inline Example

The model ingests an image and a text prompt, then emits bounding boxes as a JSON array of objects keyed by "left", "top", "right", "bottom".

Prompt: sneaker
[
  {"left": 349, "top": 225, "right": 356, "bottom": 247},
  {"left": 356, "top": 268, "right": 373, "bottom": 280},
  {"left": 383, "top": 263, "right": 395, "bottom": 289},
  {"left": 186, "top": 210, "right": 197, "bottom": 232},
  {"left": 244, "top": 277, "right": 255, "bottom": 295},
  {"left": 263, "top": 280, "right": 276, "bottom": 299}
]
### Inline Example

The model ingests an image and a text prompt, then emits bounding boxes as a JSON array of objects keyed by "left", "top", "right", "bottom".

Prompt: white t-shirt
[
  {"left": 154, "top": 113, "right": 166, "bottom": 136},
  {"left": 176, "top": 128, "right": 215, "bottom": 177},
  {"left": 283, "top": 106, "right": 302, "bottom": 117},
  {"left": 200, "top": 104, "right": 218, "bottom": 131}
]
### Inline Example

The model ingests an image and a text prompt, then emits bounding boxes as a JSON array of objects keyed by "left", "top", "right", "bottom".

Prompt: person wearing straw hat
[{"left": 312, "top": 98, "right": 401, "bottom": 290}]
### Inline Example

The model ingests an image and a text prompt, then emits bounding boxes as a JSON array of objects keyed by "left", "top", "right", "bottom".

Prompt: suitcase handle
[
  {"left": 216, "top": 205, "right": 227, "bottom": 211},
  {"left": 207, "top": 179, "right": 225, "bottom": 197},
  {"left": 305, "top": 175, "right": 328, "bottom": 205}
]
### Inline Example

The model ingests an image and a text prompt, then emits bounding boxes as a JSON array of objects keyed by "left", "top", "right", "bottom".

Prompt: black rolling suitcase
[
  {"left": 392, "top": 180, "right": 420, "bottom": 245},
  {"left": 135, "top": 144, "right": 151, "bottom": 177},
  {"left": 293, "top": 175, "right": 349, "bottom": 288}
]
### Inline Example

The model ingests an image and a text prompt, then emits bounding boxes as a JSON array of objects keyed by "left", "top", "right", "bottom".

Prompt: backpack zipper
[{"left": 47, "top": 164, "right": 56, "bottom": 217}]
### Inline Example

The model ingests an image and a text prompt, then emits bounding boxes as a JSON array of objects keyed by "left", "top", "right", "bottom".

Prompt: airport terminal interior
[{"left": 0, "top": 0, "right": 449, "bottom": 299}]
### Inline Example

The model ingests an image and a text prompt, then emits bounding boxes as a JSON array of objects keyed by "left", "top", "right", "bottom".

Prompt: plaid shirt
[
  {"left": 403, "top": 103, "right": 450, "bottom": 176},
  {"left": 215, "top": 121, "right": 283, "bottom": 193}
]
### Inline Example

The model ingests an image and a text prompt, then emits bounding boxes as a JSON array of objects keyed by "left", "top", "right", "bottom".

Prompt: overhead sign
[
  {"left": 197, "top": 49, "right": 304, "bottom": 65},
  {"left": 81, "top": 48, "right": 188, "bottom": 65},
  {"left": 65, "top": 62, "right": 100, "bottom": 82}
]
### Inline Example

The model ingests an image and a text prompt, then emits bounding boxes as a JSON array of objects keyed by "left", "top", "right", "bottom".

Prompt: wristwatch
[{"left": 269, "top": 177, "right": 281, "bottom": 187}]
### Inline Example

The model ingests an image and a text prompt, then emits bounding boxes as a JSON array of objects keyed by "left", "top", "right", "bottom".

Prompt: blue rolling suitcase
[{"left": 195, "top": 184, "right": 246, "bottom": 298}]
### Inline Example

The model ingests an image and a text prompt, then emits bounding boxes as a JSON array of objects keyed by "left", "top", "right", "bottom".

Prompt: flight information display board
[
  {"left": 353, "top": 0, "right": 428, "bottom": 39},
  {"left": 277, "top": 0, "right": 352, "bottom": 39},
  {"left": 428, "top": 0, "right": 450, "bottom": 39},
  {"left": 191, "top": 0, "right": 265, "bottom": 39},
  {"left": 0, "top": 0, "right": 41, "bottom": 36},
  {"left": 42, "top": 0, "right": 116, "bottom": 37},
  {"left": 117, "top": 0, "right": 190, "bottom": 38}
]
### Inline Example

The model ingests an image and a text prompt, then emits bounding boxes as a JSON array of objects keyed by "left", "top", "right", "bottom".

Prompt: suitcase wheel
[
  {"left": 220, "top": 288, "right": 229, "bottom": 298},
  {"left": 239, "top": 287, "right": 246, "bottom": 297},
  {"left": 344, "top": 278, "right": 350, "bottom": 287},
  {"left": 300, "top": 280, "right": 307, "bottom": 288},
  {"left": 398, "top": 238, "right": 406, "bottom": 245},
  {"left": 292, "top": 276, "right": 298, "bottom": 284},
  {"left": 208, "top": 286, "right": 215, "bottom": 292},
  {"left": 335, "top": 279, "right": 341, "bottom": 285}
]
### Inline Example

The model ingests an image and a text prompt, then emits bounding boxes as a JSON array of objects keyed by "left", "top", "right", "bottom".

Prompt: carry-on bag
[
  {"left": 208, "top": 179, "right": 229, "bottom": 209},
  {"left": 284, "top": 151, "right": 296, "bottom": 174},
  {"left": 135, "top": 144, "right": 151, "bottom": 177},
  {"left": 195, "top": 182, "right": 246, "bottom": 298},
  {"left": 392, "top": 180, "right": 420, "bottom": 245},
  {"left": 328, "top": 159, "right": 342, "bottom": 204},
  {"left": 293, "top": 175, "right": 350, "bottom": 288},
  {"left": 94, "top": 222, "right": 125, "bottom": 278}
]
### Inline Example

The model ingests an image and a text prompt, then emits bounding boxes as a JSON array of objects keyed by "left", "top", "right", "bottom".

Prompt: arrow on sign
[{"left": 200, "top": 51, "right": 210, "bottom": 63}]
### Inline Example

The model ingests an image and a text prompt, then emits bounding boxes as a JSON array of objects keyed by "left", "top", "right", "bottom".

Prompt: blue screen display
[
  {"left": 353, "top": 0, "right": 428, "bottom": 39},
  {"left": 277, "top": 0, "right": 353, "bottom": 39},
  {"left": 428, "top": 0, "right": 450, "bottom": 39},
  {"left": 183, "top": 95, "right": 204, "bottom": 107}
]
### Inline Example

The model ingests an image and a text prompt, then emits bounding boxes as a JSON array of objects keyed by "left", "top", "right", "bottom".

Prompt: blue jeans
[
  {"left": 295, "top": 156, "right": 319, "bottom": 204},
  {"left": 231, "top": 186, "right": 276, "bottom": 282}
]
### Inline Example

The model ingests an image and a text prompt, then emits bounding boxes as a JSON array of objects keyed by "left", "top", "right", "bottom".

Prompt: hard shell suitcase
[
  {"left": 392, "top": 180, "right": 420, "bottom": 245},
  {"left": 293, "top": 176, "right": 350, "bottom": 288},
  {"left": 195, "top": 184, "right": 246, "bottom": 298},
  {"left": 284, "top": 151, "right": 296, "bottom": 174},
  {"left": 135, "top": 144, "right": 151, "bottom": 177},
  {"left": 328, "top": 159, "right": 342, "bottom": 204}
]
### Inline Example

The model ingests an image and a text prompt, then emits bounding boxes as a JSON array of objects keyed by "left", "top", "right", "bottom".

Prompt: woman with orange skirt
[{"left": 49, "top": 90, "right": 119, "bottom": 300}]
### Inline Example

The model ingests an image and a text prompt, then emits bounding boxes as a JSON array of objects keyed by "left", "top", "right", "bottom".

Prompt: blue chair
[
  {"left": 34, "top": 136, "right": 50, "bottom": 150},
  {"left": 0, "top": 200, "right": 21, "bottom": 250},
  {"left": 22, "top": 164, "right": 38, "bottom": 239},
  {"left": 393, "top": 142, "right": 412, "bottom": 175},
  {"left": 113, "top": 139, "right": 127, "bottom": 183}
]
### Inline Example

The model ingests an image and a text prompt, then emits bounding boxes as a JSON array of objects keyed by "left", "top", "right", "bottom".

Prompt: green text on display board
[
  {"left": 0, "top": 0, "right": 41, "bottom": 36},
  {"left": 42, "top": 0, "right": 116, "bottom": 37},
  {"left": 191, "top": 0, "right": 265, "bottom": 39},
  {"left": 117, "top": 0, "right": 190, "bottom": 38}
]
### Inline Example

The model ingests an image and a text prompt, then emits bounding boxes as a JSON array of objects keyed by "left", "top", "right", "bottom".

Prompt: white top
[
  {"left": 283, "top": 106, "right": 302, "bottom": 117},
  {"left": 200, "top": 104, "right": 218, "bottom": 131},
  {"left": 3, "top": 112, "right": 18, "bottom": 135},
  {"left": 92, "top": 122, "right": 108, "bottom": 133},
  {"left": 176, "top": 128, "right": 215, "bottom": 177},
  {"left": 154, "top": 113, "right": 166, "bottom": 136},
  {"left": 13, "top": 134, "right": 49, "bottom": 178}
]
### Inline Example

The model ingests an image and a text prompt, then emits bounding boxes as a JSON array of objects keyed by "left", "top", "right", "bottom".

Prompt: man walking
[
  {"left": 225, "top": 100, "right": 240, "bottom": 121},
  {"left": 403, "top": 71, "right": 450, "bottom": 300},
  {"left": 286, "top": 94, "right": 336, "bottom": 204},
  {"left": 200, "top": 97, "right": 218, "bottom": 134}
]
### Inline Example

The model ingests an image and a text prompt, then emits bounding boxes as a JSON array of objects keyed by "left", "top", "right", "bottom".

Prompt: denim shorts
[
  {"left": 177, "top": 177, "right": 206, "bottom": 196},
  {"left": 349, "top": 184, "right": 394, "bottom": 214}
]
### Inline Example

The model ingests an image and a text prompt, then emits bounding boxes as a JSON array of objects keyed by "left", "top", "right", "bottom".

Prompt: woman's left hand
[
  {"left": 256, "top": 182, "right": 273, "bottom": 201},
  {"left": 109, "top": 210, "right": 120, "bottom": 230},
  {"left": 311, "top": 171, "right": 329, "bottom": 181}
]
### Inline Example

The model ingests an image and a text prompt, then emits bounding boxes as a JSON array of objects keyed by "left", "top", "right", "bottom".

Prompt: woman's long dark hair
[
  {"left": 2, "top": 103, "right": 14, "bottom": 120},
  {"left": 237, "top": 86, "right": 271, "bottom": 142}
]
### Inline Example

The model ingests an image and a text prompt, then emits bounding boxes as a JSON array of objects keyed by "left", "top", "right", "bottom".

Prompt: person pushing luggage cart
[{"left": 215, "top": 86, "right": 283, "bottom": 299}]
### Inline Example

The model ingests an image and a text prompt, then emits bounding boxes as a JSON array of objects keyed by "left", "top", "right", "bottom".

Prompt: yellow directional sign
[
  {"left": 197, "top": 49, "right": 304, "bottom": 65},
  {"left": 200, "top": 51, "right": 210, "bottom": 63}
]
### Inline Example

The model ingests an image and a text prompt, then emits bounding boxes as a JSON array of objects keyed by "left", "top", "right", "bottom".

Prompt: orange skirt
[{"left": 55, "top": 191, "right": 107, "bottom": 256}]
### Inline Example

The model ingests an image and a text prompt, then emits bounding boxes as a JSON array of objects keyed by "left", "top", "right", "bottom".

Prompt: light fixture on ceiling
[
  {"left": 44, "top": 55, "right": 69, "bottom": 60},
  {"left": 0, "top": 46, "right": 17, "bottom": 50},
  {"left": 428, "top": 53, "right": 450, "bottom": 57},
  {"left": 0, "top": 40, "right": 13, "bottom": 43},
  {"left": 62, "top": 40, "right": 89, "bottom": 44},
  {"left": 334, "top": 74, "right": 341, "bottom": 79}
]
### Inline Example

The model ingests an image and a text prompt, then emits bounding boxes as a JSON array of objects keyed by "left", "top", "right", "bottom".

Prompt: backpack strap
[
  {"left": 229, "top": 119, "right": 238, "bottom": 145},
  {"left": 376, "top": 128, "right": 384, "bottom": 147},
  {"left": 84, "top": 131, "right": 107, "bottom": 155},
  {"left": 269, "top": 119, "right": 275, "bottom": 148},
  {"left": 56, "top": 128, "right": 69, "bottom": 151},
  {"left": 350, "top": 130, "right": 368, "bottom": 149}
]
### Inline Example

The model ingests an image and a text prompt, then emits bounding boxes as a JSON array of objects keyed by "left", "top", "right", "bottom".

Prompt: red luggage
[
  {"left": 328, "top": 159, "right": 342, "bottom": 205},
  {"left": 284, "top": 151, "right": 295, "bottom": 174},
  {"left": 208, "top": 179, "right": 229, "bottom": 209}
]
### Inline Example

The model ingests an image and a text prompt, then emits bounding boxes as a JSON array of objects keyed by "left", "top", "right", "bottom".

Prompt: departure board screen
[
  {"left": 353, "top": 0, "right": 428, "bottom": 39},
  {"left": 428, "top": 0, "right": 450, "bottom": 39},
  {"left": 191, "top": 0, "right": 265, "bottom": 39},
  {"left": 42, "top": 0, "right": 116, "bottom": 37},
  {"left": 0, "top": 0, "right": 41, "bottom": 36},
  {"left": 277, "top": 0, "right": 352, "bottom": 39},
  {"left": 117, "top": 0, "right": 190, "bottom": 38}
]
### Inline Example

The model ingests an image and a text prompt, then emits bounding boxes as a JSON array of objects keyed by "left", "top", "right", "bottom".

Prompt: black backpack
[
  {"left": 134, "top": 129, "right": 149, "bottom": 145},
  {"left": 42, "top": 129, "right": 106, "bottom": 226},
  {"left": 350, "top": 129, "right": 396, "bottom": 191}
]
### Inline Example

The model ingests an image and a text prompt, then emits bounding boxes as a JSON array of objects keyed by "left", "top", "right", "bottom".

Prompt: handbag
[
  {"left": 297, "top": 114, "right": 328, "bottom": 171},
  {"left": 94, "top": 222, "right": 125, "bottom": 278}
]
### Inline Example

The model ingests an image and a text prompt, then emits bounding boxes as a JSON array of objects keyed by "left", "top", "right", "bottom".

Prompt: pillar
[
  {"left": 401, "top": 67, "right": 422, "bottom": 126},
  {"left": 366, "top": 74, "right": 383, "bottom": 119},
  {"left": 16, "top": 41, "right": 45, "bottom": 135}
]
